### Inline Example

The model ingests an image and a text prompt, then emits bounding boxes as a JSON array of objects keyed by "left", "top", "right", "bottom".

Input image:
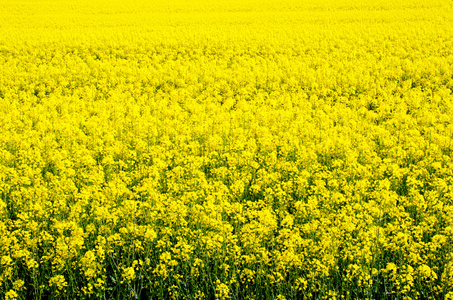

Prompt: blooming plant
[{"left": 0, "top": 0, "right": 453, "bottom": 299}]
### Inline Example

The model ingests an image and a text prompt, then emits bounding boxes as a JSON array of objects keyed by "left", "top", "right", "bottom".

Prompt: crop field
[{"left": 1, "top": 0, "right": 453, "bottom": 299}]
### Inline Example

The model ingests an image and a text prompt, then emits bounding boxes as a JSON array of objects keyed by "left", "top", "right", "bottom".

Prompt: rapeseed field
[{"left": 1, "top": 0, "right": 453, "bottom": 299}]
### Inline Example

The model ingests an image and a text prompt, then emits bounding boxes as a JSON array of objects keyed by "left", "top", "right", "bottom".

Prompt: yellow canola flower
[
  {"left": 49, "top": 275, "right": 68, "bottom": 292},
  {"left": 5, "top": 290, "right": 18, "bottom": 300},
  {"left": 214, "top": 280, "right": 230, "bottom": 300},
  {"left": 122, "top": 266, "right": 136, "bottom": 282}
]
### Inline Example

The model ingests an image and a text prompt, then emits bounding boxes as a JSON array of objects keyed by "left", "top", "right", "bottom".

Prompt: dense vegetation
[{"left": 1, "top": 0, "right": 453, "bottom": 299}]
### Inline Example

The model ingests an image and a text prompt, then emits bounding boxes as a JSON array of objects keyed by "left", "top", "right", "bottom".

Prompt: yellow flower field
[{"left": 1, "top": 0, "right": 453, "bottom": 299}]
